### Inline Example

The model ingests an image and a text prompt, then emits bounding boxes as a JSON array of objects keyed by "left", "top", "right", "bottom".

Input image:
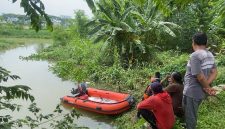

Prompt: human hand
[
  {"left": 222, "top": 86, "right": 225, "bottom": 91},
  {"left": 204, "top": 88, "right": 217, "bottom": 96},
  {"left": 166, "top": 74, "right": 171, "bottom": 79},
  {"left": 150, "top": 77, "right": 156, "bottom": 83}
]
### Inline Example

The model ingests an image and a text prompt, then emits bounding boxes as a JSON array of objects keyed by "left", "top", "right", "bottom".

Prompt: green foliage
[
  {"left": 86, "top": 0, "right": 180, "bottom": 68},
  {"left": 0, "top": 66, "right": 34, "bottom": 128},
  {"left": 211, "top": 0, "right": 225, "bottom": 26},
  {"left": 19, "top": 0, "right": 225, "bottom": 128},
  {"left": 13, "top": 0, "right": 53, "bottom": 31},
  {"left": 0, "top": 29, "right": 51, "bottom": 39},
  {"left": 197, "top": 92, "right": 225, "bottom": 129},
  {"left": 0, "top": 23, "right": 52, "bottom": 39},
  {"left": 52, "top": 27, "right": 72, "bottom": 46},
  {"left": 211, "top": 55, "right": 225, "bottom": 85},
  {"left": 216, "top": 54, "right": 225, "bottom": 67},
  {"left": 155, "top": 51, "right": 188, "bottom": 75},
  {"left": 0, "top": 66, "right": 84, "bottom": 128},
  {"left": 71, "top": 10, "right": 90, "bottom": 38}
]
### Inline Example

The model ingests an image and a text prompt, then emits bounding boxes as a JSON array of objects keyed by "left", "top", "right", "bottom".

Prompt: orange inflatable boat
[{"left": 61, "top": 88, "right": 134, "bottom": 115}]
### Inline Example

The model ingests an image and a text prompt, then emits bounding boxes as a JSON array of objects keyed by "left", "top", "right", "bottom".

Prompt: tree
[
  {"left": 85, "top": 0, "right": 179, "bottom": 68},
  {"left": 72, "top": 10, "right": 90, "bottom": 38}
]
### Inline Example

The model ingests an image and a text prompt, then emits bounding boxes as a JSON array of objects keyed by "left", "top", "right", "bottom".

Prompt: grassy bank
[
  {"left": 0, "top": 29, "right": 51, "bottom": 39},
  {"left": 26, "top": 32, "right": 225, "bottom": 129},
  {"left": 0, "top": 23, "right": 52, "bottom": 39},
  {"left": 0, "top": 37, "right": 52, "bottom": 51}
]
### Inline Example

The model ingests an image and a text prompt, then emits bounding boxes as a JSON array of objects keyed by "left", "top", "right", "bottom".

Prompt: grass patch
[
  {"left": 0, "top": 28, "right": 52, "bottom": 39},
  {"left": 197, "top": 92, "right": 225, "bottom": 129}
]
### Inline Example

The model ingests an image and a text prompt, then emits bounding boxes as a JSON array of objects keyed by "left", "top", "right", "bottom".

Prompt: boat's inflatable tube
[{"left": 61, "top": 88, "right": 134, "bottom": 115}]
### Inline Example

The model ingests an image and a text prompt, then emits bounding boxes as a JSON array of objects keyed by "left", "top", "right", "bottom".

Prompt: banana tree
[{"left": 86, "top": 0, "right": 179, "bottom": 68}]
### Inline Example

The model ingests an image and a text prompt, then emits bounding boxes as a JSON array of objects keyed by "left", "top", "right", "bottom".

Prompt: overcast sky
[{"left": 0, "top": 0, "right": 93, "bottom": 18}]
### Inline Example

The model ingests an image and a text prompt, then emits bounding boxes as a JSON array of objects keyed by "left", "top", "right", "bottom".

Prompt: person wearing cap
[
  {"left": 143, "top": 72, "right": 161, "bottom": 100},
  {"left": 183, "top": 32, "right": 217, "bottom": 129},
  {"left": 137, "top": 82, "right": 175, "bottom": 129},
  {"left": 75, "top": 82, "right": 89, "bottom": 99},
  {"left": 164, "top": 72, "right": 184, "bottom": 118},
  {"left": 136, "top": 72, "right": 161, "bottom": 121}
]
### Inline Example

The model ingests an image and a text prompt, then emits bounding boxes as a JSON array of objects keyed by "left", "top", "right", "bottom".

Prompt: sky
[{"left": 0, "top": 0, "right": 93, "bottom": 18}]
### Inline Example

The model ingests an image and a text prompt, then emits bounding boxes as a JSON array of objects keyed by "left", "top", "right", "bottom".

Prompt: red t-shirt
[{"left": 137, "top": 92, "right": 175, "bottom": 129}]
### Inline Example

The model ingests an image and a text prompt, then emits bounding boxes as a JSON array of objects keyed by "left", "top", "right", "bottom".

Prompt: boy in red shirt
[{"left": 137, "top": 82, "right": 175, "bottom": 129}]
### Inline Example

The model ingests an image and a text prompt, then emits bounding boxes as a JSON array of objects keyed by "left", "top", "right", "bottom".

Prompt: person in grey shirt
[{"left": 183, "top": 32, "right": 217, "bottom": 129}]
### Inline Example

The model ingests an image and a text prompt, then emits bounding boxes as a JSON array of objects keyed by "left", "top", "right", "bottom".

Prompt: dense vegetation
[
  {"left": 1, "top": 0, "right": 225, "bottom": 128},
  {"left": 34, "top": 0, "right": 225, "bottom": 128}
]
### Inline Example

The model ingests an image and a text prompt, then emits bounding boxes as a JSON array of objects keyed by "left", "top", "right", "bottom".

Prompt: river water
[{"left": 0, "top": 43, "right": 115, "bottom": 129}]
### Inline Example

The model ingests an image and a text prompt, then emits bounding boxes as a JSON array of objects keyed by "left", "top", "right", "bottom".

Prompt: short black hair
[
  {"left": 151, "top": 82, "right": 163, "bottom": 94},
  {"left": 155, "top": 72, "right": 160, "bottom": 79},
  {"left": 171, "top": 72, "right": 182, "bottom": 84},
  {"left": 192, "top": 32, "right": 207, "bottom": 45}
]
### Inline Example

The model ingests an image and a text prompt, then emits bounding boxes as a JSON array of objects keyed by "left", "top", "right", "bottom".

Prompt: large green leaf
[
  {"left": 88, "top": 24, "right": 105, "bottom": 35},
  {"left": 120, "top": 22, "right": 132, "bottom": 31},
  {"left": 86, "top": 0, "right": 96, "bottom": 13},
  {"left": 93, "top": 34, "right": 106, "bottom": 43},
  {"left": 131, "top": 11, "right": 146, "bottom": 26},
  {"left": 85, "top": 19, "right": 97, "bottom": 27},
  {"left": 158, "top": 23, "right": 177, "bottom": 37},
  {"left": 159, "top": 22, "right": 181, "bottom": 29},
  {"left": 97, "top": 3, "right": 113, "bottom": 21},
  {"left": 132, "top": 0, "right": 145, "bottom": 7},
  {"left": 121, "top": 6, "right": 135, "bottom": 21},
  {"left": 19, "top": 0, "right": 53, "bottom": 31},
  {"left": 111, "top": 0, "right": 122, "bottom": 18},
  {"left": 112, "top": 0, "right": 121, "bottom": 11}
]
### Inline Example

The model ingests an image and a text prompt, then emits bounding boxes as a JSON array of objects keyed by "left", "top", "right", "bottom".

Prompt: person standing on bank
[{"left": 183, "top": 32, "right": 217, "bottom": 129}]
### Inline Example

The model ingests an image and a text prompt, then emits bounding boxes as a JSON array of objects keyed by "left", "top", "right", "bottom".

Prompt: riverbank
[
  {"left": 0, "top": 24, "right": 52, "bottom": 39},
  {"left": 26, "top": 33, "right": 225, "bottom": 128}
]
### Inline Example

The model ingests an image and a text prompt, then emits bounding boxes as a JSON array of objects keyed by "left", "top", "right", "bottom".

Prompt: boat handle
[{"left": 96, "top": 106, "right": 102, "bottom": 111}]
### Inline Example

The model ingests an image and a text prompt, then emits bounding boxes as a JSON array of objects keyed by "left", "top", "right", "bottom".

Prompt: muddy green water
[{"left": 0, "top": 43, "right": 115, "bottom": 129}]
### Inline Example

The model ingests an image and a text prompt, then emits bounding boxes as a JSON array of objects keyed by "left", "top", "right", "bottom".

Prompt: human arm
[
  {"left": 164, "top": 84, "right": 176, "bottom": 93},
  {"left": 223, "top": 86, "right": 225, "bottom": 91},
  {"left": 137, "top": 97, "right": 155, "bottom": 110},
  {"left": 207, "top": 68, "right": 217, "bottom": 85},
  {"left": 190, "top": 55, "right": 216, "bottom": 95},
  {"left": 196, "top": 73, "right": 216, "bottom": 95},
  {"left": 160, "top": 74, "right": 170, "bottom": 84},
  {"left": 196, "top": 72, "right": 210, "bottom": 89}
]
